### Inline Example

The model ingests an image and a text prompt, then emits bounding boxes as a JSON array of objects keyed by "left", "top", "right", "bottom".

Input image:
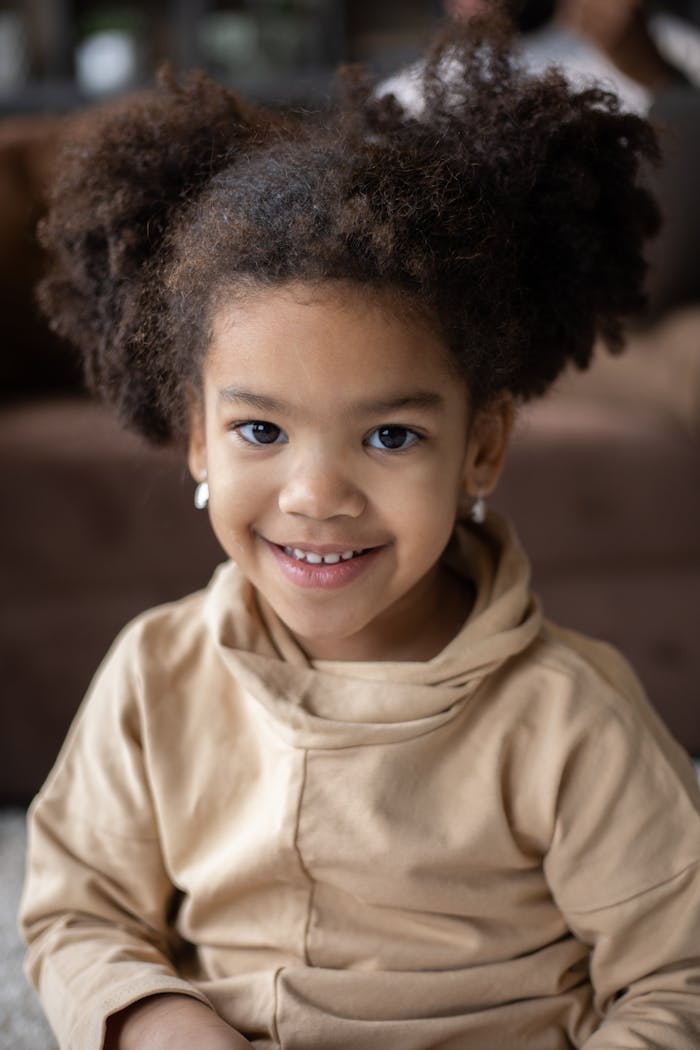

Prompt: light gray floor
[{"left": 0, "top": 809, "right": 57, "bottom": 1049}]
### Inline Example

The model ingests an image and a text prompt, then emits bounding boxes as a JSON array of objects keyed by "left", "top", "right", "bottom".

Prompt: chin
[
  {"left": 285, "top": 612, "right": 365, "bottom": 644},
  {"left": 275, "top": 602, "right": 373, "bottom": 649}
]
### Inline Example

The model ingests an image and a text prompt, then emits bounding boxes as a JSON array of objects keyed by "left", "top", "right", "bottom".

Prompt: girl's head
[{"left": 37, "top": 17, "right": 660, "bottom": 658}]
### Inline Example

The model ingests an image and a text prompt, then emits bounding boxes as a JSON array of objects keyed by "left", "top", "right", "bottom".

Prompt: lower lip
[{"left": 265, "top": 541, "right": 383, "bottom": 590}]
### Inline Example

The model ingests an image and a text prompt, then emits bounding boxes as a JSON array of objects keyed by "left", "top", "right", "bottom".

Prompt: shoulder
[
  {"left": 525, "top": 623, "right": 700, "bottom": 907},
  {"left": 512, "top": 617, "right": 667, "bottom": 738},
  {"left": 102, "top": 582, "right": 211, "bottom": 685},
  {"left": 80, "top": 561, "right": 245, "bottom": 721},
  {"left": 519, "top": 618, "right": 696, "bottom": 781},
  {"left": 119, "top": 580, "right": 213, "bottom": 659},
  {"left": 35, "top": 564, "right": 243, "bottom": 796},
  {"left": 489, "top": 617, "right": 700, "bottom": 841}
]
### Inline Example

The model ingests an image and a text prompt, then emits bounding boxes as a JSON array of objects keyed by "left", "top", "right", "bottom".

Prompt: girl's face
[{"left": 189, "top": 282, "right": 512, "bottom": 662}]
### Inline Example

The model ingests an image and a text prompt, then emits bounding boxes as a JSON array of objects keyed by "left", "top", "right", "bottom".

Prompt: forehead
[{"left": 205, "top": 281, "right": 461, "bottom": 398}]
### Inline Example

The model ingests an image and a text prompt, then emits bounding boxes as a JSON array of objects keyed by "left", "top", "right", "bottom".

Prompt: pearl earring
[
  {"left": 194, "top": 475, "right": 209, "bottom": 510},
  {"left": 469, "top": 492, "right": 486, "bottom": 524}
]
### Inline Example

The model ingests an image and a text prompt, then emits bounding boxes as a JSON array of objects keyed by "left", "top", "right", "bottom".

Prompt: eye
[
  {"left": 366, "top": 425, "right": 421, "bottom": 451},
  {"left": 234, "top": 421, "right": 288, "bottom": 446}
]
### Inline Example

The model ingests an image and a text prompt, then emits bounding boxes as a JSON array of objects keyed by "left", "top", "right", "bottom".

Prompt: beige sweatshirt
[{"left": 20, "top": 513, "right": 700, "bottom": 1050}]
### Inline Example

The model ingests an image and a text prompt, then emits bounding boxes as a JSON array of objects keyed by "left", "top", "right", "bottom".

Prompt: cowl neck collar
[{"left": 203, "top": 512, "right": 541, "bottom": 749}]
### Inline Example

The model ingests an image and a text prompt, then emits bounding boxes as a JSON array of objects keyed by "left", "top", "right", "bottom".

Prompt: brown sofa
[
  {"left": 495, "top": 312, "right": 700, "bottom": 755},
  {"left": 1, "top": 113, "right": 699, "bottom": 805}
]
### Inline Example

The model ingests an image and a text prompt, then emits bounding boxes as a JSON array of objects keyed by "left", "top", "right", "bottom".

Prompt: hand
[
  {"left": 555, "top": 0, "right": 685, "bottom": 90},
  {"left": 104, "top": 994, "right": 255, "bottom": 1050}
]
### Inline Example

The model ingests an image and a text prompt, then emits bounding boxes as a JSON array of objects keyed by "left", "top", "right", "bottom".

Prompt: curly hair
[{"left": 37, "top": 15, "right": 660, "bottom": 444}]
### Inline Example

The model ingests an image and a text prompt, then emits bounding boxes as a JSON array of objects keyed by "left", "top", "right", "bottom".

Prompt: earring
[
  {"left": 469, "top": 492, "right": 486, "bottom": 524},
  {"left": 194, "top": 476, "right": 209, "bottom": 510}
]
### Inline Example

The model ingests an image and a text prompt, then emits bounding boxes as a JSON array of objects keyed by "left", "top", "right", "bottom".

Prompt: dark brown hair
[{"left": 37, "top": 16, "right": 660, "bottom": 444}]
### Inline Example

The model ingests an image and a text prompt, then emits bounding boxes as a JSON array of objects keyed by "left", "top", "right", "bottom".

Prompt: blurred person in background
[
  {"left": 447, "top": 1, "right": 696, "bottom": 109},
  {"left": 446, "top": 0, "right": 700, "bottom": 315}
]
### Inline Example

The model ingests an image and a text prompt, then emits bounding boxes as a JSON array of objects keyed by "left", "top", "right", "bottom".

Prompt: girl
[{"left": 20, "top": 15, "right": 700, "bottom": 1050}]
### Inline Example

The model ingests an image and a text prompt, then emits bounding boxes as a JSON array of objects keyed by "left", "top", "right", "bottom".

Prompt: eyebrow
[{"left": 218, "top": 387, "right": 445, "bottom": 415}]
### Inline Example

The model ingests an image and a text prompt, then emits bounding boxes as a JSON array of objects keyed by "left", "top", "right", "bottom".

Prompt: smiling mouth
[
  {"left": 280, "top": 546, "right": 369, "bottom": 565},
  {"left": 266, "top": 539, "right": 382, "bottom": 590}
]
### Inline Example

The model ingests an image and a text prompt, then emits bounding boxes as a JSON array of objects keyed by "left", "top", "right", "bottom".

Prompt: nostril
[{"left": 278, "top": 473, "right": 366, "bottom": 519}]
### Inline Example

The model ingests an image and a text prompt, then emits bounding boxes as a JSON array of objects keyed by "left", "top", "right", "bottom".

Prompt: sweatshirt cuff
[{"left": 41, "top": 963, "right": 212, "bottom": 1050}]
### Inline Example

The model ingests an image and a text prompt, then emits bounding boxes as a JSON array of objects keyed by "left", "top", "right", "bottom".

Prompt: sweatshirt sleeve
[
  {"left": 542, "top": 648, "right": 700, "bottom": 1049},
  {"left": 19, "top": 622, "right": 211, "bottom": 1050}
]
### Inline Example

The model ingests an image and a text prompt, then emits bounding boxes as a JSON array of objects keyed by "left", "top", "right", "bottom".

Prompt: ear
[
  {"left": 186, "top": 386, "right": 208, "bottom": 484},
  {"left": 462, "top": 394, "right": 516, "bottom": 498}
]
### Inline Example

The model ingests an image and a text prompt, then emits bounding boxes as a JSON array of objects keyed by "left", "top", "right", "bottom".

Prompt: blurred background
[
  {"left": 0, "top": 0, "right": 697, "bottom": 110},
  {"left": 0, "top": 0, "right": 447, "bottom": 110}
]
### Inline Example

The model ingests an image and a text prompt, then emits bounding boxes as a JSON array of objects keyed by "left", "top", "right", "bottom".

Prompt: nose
[{"left": 277, "top": 454, "right": 366, "bottom": 521}]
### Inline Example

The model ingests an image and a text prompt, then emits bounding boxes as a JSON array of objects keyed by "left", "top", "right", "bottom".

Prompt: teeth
[{"left": 283, "top": 546, "right": 362, "bottom": 565}]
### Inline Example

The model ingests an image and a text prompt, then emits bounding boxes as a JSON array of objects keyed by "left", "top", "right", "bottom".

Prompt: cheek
[
  {"left": 371, "top": 447, "right": 465, "bottom": 516},
  {"left": 206, "top": 461, "right": 257, "bottom": 537},
  {"left": 208, "top": 439, "right": 273, "bottom": 500},
  {"left": 384, "top": 465, "right": 462, "bottom": 553},
  {"left": 206, "top": 452, "right": 288, "bottom": 563},
  {"left": 403, "top": 445, "right": 466, "bottom": 506}
]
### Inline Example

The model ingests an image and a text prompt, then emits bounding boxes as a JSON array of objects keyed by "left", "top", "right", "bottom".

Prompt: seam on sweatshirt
[
  {"left": 271, "top": 966, "right": 283, "bottom": 1048},
  {"left": 563, "top": 856, "right": 700, "bottom": 916},
  {"left": 292, "top": 748, "right": 314, "bottom": 967}
]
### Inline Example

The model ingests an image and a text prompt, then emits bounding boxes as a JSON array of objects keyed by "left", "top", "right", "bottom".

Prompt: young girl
[{"left": 20, "top": 16, "right": 700, "bottom": 1050}]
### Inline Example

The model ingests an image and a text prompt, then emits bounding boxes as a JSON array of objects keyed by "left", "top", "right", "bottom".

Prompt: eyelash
[
  {"left": 232, "top": 421, "right": 287, "bottom": 446},
  {"left": 365, "top": 426, "right": 422, "bottom": 452},
  {"left": 231, "top": 421, "right": 424, "bottom": 453}
]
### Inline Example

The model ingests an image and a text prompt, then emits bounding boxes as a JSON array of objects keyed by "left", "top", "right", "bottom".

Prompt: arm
[
  {"left": 104, "top": 995, "right": 253, "bottom": 1050},
  {"left": 542, "top": 656, "right": 700, "bottom": 1047},
  {"left": 20, "top": 624, "right": 251, "bottom": 1050},
  {"left": 569, "top": 864, "right": 700, "bottom": 1049}
]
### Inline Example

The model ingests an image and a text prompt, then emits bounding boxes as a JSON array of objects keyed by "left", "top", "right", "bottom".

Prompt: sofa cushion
[
  {"left": 554, "top": 307, "right": 700, "bottom": 437},
  {"left": 495, "top": 392, "right": 700, "bottom": 754},
  {"left": 0, "top": 115, "right": 82, "bottom": 394},
  {"left": 0, "top": 397, "right": 223, "bottom": 803}
]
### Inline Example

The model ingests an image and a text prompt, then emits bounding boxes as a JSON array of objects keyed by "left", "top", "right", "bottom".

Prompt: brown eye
[
  {"left": 367, "top": 426, "right": 420, "bottom": 451},
  {"left": 236, "top": 421, "right": 287, "bottom": 445}
]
